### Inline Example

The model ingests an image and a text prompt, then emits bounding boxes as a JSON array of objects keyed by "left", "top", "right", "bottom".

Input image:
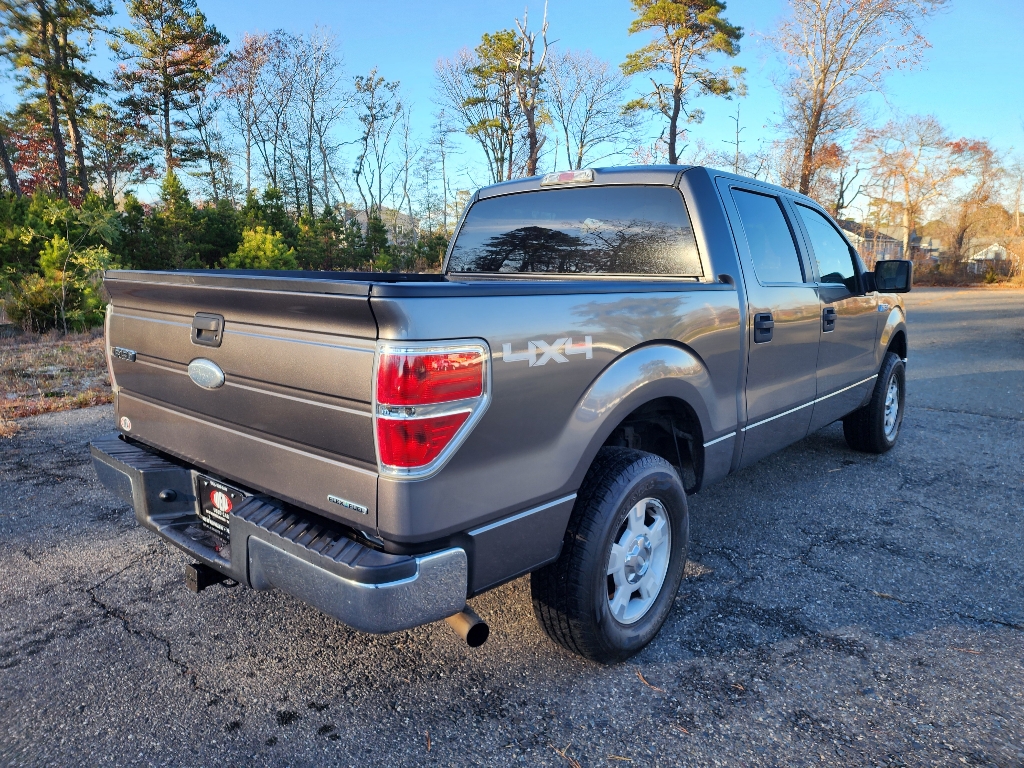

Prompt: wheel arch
[
  {"left": 880, "top": 306, "right": 908, "bottom": 361},
  {"left": 562, "top": 343, "right": 725, "bottom": 497}
]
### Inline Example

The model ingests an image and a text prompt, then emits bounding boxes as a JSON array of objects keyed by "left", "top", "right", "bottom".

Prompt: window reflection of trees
[{"left": 455, "top": 218, "right": 701, "bottom": 276}]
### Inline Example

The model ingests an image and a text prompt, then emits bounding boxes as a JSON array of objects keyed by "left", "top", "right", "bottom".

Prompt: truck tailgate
[{"left": 104, "top": 271, "right": 379, "bottom": 527}]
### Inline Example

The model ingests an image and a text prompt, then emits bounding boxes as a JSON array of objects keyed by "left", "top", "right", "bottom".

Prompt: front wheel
[
  {"left": 843, "top": 351, "right": 906, "bottom": 453},
  {"left": 531, "top": 448, "right": 688, "bottom": 664}
]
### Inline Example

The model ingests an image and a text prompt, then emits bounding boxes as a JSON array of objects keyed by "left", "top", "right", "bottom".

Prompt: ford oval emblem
[{"left": 188, "top": 358, "right": 225, "bottom": 389}]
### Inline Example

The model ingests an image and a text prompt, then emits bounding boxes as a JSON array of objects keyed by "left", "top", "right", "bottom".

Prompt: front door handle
[
  {"left": 753, "top": 312, "right": 774, "bottom": 343},
  {"left": 822, "top": 306, "right": 837, "bottom": 332}
]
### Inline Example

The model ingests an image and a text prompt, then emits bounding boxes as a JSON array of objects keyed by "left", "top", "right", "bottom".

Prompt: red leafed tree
[{"left": 6, "top": 116, "right": 62, "bottom": 196}]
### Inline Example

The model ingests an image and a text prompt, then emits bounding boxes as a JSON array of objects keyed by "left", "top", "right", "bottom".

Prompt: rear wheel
[
  {"left": 843, "top": 351, "right": 906, "bottom": 453},
  {"left": 531, "top": 448, "right": 688, "bottom": 664}
]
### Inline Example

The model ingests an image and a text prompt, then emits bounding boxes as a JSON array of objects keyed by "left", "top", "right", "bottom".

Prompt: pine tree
[
  {"left": 0, "top": 117, "right": 22, "bottom": 196},
  {"left": 0, "top": 0, "right": 111, "bottom": 197},
  {"left": 150, "top": 168, "right": 198, "bottom": 267},
  {"left": 1, "top": 0, "right": 71, "bottom": 197},
  {"left": 110, "top": 0, "right": 227, "bottom": 170},
  {"left": 622, "top": 0, "right": 742, "bottom": 164}
]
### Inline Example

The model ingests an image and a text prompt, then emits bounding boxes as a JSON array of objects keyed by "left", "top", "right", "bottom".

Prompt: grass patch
[{"left": 0, "top": 328, "right": 113, "bottom": 438}]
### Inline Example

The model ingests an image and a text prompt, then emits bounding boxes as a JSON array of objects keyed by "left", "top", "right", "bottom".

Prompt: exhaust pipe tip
[{"left": 445, "top": 606, "right": 489, "bottom": 648}]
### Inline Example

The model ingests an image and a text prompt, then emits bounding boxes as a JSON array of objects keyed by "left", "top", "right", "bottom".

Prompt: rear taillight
[
  {"left": 376, "top": 350, "right": 483, "bottom": 405},
  {"left": 374, "top": 342, "right": 490, "bottom": 477}
]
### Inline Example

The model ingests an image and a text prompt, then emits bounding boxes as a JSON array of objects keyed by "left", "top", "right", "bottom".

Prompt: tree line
[{"left": 1, "top": 0, "right": 1022, "bottom": 331}]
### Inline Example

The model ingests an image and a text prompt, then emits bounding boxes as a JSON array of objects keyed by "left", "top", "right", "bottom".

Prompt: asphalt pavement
[{"left": 1, "top": 287, "right": 1023, "bottom": 767}]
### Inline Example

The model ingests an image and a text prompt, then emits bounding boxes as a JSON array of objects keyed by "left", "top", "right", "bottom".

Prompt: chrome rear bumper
[{"left": 90, "top": 436, "right": 468, "bottom": 633}]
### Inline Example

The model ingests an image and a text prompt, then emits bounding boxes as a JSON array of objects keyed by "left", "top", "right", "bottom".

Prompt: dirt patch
[{"left": 0, "top": 329, "right": 112, "bottom": 438}]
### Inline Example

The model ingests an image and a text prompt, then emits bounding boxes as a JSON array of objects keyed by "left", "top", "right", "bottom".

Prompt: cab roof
[
  {"left": 475, "top": 165, "right": 820, "bottom": 211},
  {"left": 476, "top": 165, "right": 691, "bottom": 199}
]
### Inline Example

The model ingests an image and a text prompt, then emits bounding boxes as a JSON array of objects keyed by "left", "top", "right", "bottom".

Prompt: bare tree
[
  {"left": 436, "top": 35, "right": 525, "bottom": 184},
  {"left": 391, "top": 106, "right": 419, "bottom": 244},
  {"left": 769, "top": 0, "right": 945, "bottom": 196},
  {"left": 940, "top": 139, "right": 1003, "bottom": 266},
  {"left": 721, "top": 72, "right": 765, "bottom": 177},
  {"left": 352, "top": 68, "right": 403, "bottom": 217},
  {"left": 182, "top": 83, "right": 231, "bottom": 200},
  {"left": 1001, "top": 157, "right": 1024, "bottom": 275},
  {"left": 1006, "top": 157, "right": 1024, "bottom": 235},
  {"left": 82, "top": 103, "right": 156, "bottom": 199},
  {"left": 829, "top": 154, "right": 862, "bottom": 220},
  {"left": 861, "top": 115, "right": 962, "bottom": 258},
  {"left": 222, "top": 32, "right": 272, "bottom": 193},
  {"left": 291, "top": 28, "right": 347, "bottom": 214},
  {"left": 546, "top": 49, "right": 636, "bottom": 170},
  {"left": 249, "top": 30, "right": 295, "bottom": 190},
  {"left": 510, "top": 6, "right": 548, "bottom": 176}
]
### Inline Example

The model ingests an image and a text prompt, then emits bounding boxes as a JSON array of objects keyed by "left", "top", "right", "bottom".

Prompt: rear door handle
[
  {"left": 192, "top": 313, "right": 224, "bottom": 347},
  {"left": 822, "top": 307, "right": 837, "bottom": 332},
  {"left": 753, "top": 312, "right": 774, "bottom": 343}
]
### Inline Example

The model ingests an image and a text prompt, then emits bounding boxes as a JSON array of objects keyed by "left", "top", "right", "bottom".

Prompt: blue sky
[
  {"left": 3, "top": 0, "right": 1022, "bottom": 203},
  {"left": 192, "top": 0, "right": 1023, "bottom": 156}
]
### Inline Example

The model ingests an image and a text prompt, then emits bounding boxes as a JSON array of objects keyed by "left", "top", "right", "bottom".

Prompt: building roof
[
  {"left": 968, "top": 243, "right": 1007, "bottom": 260},
  {"left": 838, "top": 220, "right": 901, "bottom": 244}
]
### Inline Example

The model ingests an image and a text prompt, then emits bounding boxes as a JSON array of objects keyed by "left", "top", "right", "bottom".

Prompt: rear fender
[{"left": 560, "top": 343, "right": 717, "bottom": 490}]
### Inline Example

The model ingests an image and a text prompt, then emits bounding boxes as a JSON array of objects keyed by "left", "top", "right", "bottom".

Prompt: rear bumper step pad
[{"left": 90, "top": 436, "right": 467, "bottom": 633}]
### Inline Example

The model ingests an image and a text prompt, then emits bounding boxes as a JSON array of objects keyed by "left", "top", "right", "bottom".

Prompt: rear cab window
[
  {"left": 730, "top": 188, "right": 807, "bottom": 285},
  {"left": 446, "top": 185, "right": 702, "bottom": 277}
]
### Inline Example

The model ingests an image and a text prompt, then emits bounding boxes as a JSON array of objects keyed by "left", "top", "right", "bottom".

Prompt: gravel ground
[{"left": 1, "top": 287, "right": 1023, "bottom": 767}]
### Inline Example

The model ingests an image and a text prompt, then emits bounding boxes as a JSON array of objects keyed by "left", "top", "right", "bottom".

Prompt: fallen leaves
[{"left": 1, "top": 330, "right": 112, "bottom": 428}]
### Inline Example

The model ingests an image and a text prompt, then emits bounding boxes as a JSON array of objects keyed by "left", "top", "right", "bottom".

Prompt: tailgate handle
[{"left": 191, "top": 313, "right": 224, "bottom": 347}]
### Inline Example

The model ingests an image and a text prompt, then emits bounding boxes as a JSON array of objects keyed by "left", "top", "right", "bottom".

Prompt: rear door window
[
  {"left": 730, "top": 189, "right": 806, "bottom": 284},
  {"left": 794, "top": 203, "right": 859, "bottom": 291},
  {"left": 447, "top": 185, "right": 701, "bottom": 276}
]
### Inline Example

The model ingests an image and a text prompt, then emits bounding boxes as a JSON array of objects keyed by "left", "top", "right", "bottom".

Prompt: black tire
[
  {"left": 843, "top": 351, "right": 906, "bottom": 453},
  {"left": 531, "top": 447, "right": 688, "bottom": 664}
]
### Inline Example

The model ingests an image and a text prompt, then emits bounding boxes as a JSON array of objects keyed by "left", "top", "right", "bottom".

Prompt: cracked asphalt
[{"left": 2, "top": 287, "right": 1023, "bottom": 767}]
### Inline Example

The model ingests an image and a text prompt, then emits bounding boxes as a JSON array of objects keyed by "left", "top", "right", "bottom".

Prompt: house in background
[
  {"left": 839, "top": 220, "right": 904, "bottom": 265},
  {"left": 966, "top": 243, "right": 1011, "bottom": 274}
]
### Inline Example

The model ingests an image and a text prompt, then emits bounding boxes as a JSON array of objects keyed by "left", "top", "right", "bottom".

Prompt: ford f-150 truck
[{"left": 91, "top": 165, "right": 912, "bottom": 663}]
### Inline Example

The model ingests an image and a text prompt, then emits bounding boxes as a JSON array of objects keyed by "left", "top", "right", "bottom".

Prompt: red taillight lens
[
  {"left": 376, "top": 350, "right": 484, "bottom": 406},
  {"left": 374, "top": 342, "right": 489, "bottom": 475},
  {"left": 376, "top": 412, "right": 470, "bottom": 468}
]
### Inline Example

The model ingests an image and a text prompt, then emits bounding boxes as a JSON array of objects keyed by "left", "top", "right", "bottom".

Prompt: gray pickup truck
[{"left": 91, "top": 165, "right": 911, "bottom": 663}]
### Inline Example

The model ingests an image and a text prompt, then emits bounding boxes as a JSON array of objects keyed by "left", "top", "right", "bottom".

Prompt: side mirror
[{"left": 874, "top": 260, "right": 913, "bottom": 293}]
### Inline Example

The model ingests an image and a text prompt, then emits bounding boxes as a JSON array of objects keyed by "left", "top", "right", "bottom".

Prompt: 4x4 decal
[{"left": 502, "top": 336, "right": 593, "bottom": 366}]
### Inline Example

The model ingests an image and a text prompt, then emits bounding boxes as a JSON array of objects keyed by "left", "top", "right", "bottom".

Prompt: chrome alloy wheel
[
  {"left": 883, "top": 373, "right": 901, "bottom": 439},
  {"left": 606, "top": 497, "right": 672, "bottom": 625}
]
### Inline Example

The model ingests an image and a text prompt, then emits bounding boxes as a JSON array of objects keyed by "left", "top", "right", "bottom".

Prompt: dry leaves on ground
[{"left": 0, "top": 329, "right": 112, "bottom": 438}]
